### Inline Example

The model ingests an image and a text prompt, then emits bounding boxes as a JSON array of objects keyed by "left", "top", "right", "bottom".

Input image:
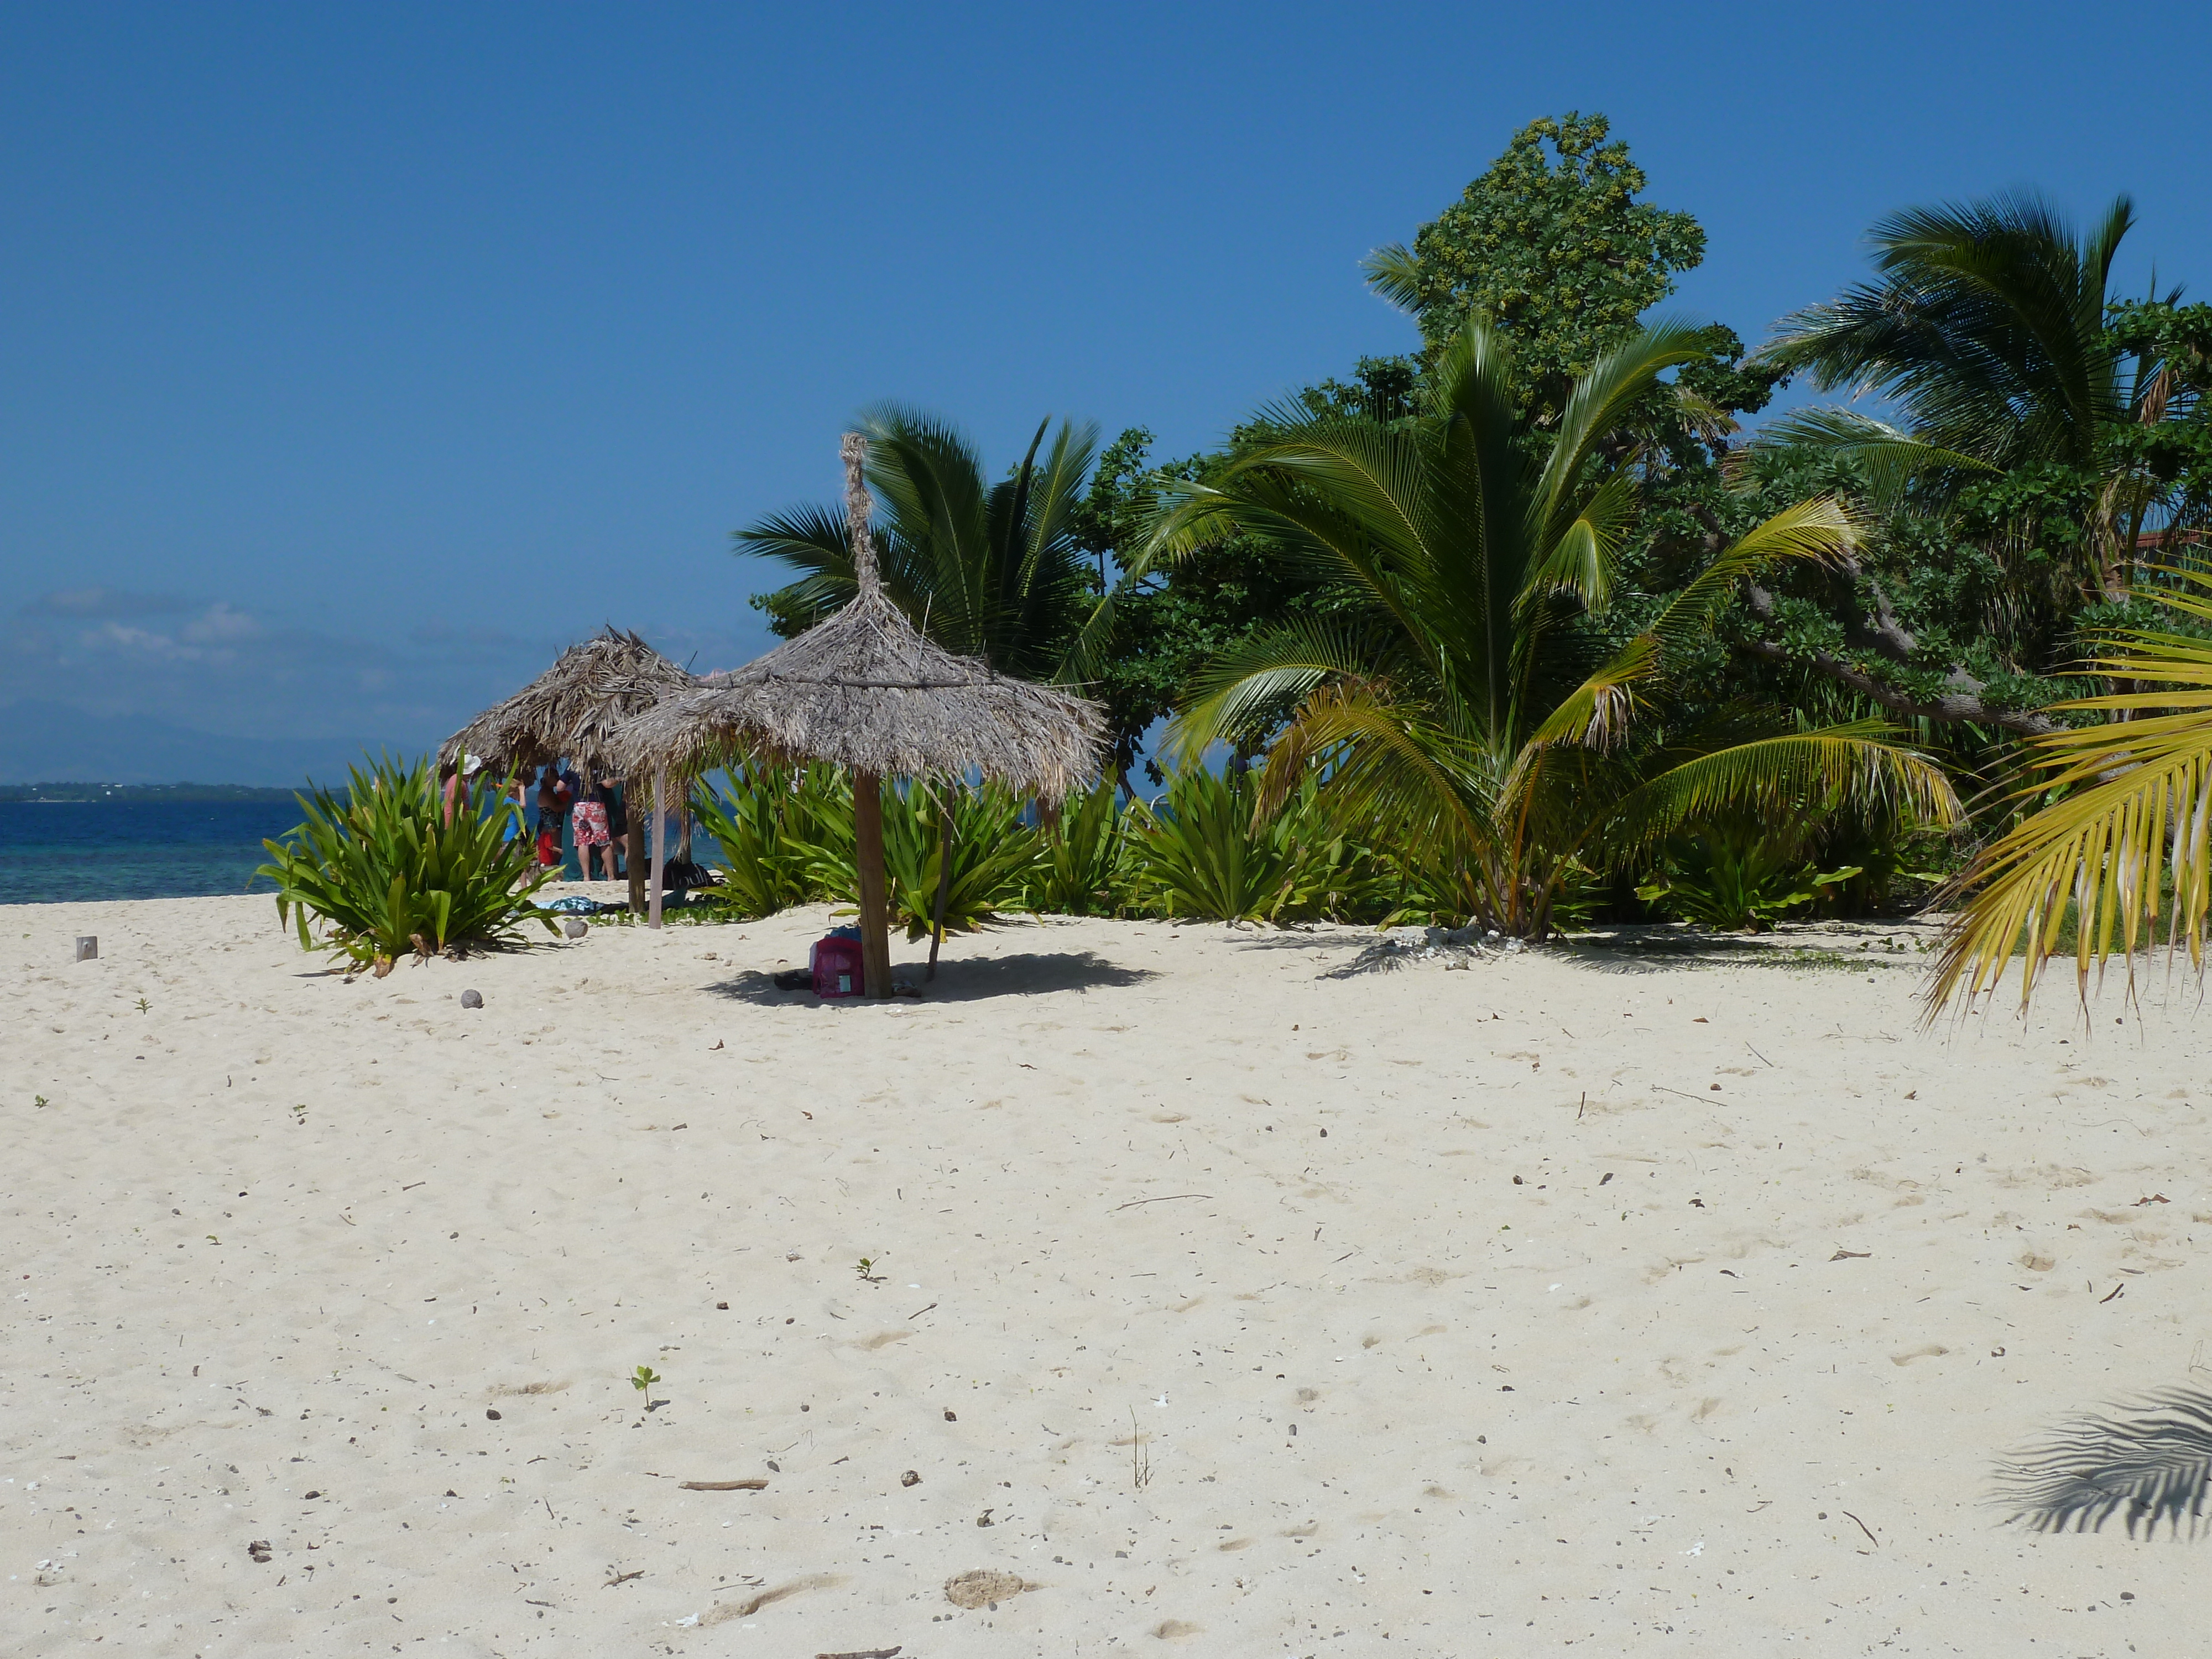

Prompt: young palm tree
[
  {"left": 1928, "top": 570, "right": 2212, "bottom": 1014},
  {"left": 741, "top": 404, "right": 1099, "bottom": 681},
  {"left": 1756, "top": 192, "right": 2204, "bottom": 598},
  {"left": 1131, "top": 317, "right": 1959, "bottom": 936}
]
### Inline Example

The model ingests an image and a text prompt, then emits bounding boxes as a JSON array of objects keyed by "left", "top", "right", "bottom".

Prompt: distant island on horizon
[{"left": 0, "top": 782, "right": 304, "bottom": 803}]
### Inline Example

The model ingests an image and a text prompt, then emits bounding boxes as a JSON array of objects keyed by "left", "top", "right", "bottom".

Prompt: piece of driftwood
[{"left": 678, "top": 1478, "right": 768, "bottom": 1491}]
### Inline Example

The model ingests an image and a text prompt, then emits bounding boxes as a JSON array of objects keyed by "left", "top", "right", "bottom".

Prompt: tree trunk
[
  {"left": 853, "top": 770, "right": 893, "bottom": 998},
  {"left": 624, "top": 779, "right": 647, "bottom": 915},
  {"left": 648, "top": 768, "right": 667, "bottom": 930}
]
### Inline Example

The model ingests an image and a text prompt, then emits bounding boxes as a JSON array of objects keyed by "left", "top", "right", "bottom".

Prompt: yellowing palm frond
[
  {"left": 1526, "top": 635, "right": 1660, "bottom": 752},
  {"left": 1598, "top": 722, "right": 1961, "bottom": 868},
  {"left": 1929, "top": 587, "right": 2212, "bottom": 1016},
  {"left": 1648, "top": 496, "right": 1861, "bottom": 658},
  {"left": 1249, "top": 681, "right": 1495, "bottom": 863}
]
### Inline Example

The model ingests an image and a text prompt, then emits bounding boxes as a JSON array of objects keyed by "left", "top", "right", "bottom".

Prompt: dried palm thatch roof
[
  {"left": 610, "top": 435, "right": 1105, "bottom": 795},
  {"left": 440, "top": 628, "right": 698, "bottom": 776}
]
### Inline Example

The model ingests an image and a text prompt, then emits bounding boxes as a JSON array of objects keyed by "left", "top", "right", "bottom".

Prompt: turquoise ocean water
[
  {"left": 0, "top": 801, "right": 307, "bottom": 905},
  {"left": 0, "top": 801, "right": 591, "bottom": 906}
]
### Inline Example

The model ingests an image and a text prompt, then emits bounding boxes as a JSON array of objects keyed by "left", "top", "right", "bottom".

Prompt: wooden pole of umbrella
[
  {"left": 600, "top": 433, "right": 1107, "bottom": 1000},
  {"left": 648, "top": 767, "right": 667, "bottom": 930},
  {"left": 842, "top": 439, "right": 897, "bottom": 998}
]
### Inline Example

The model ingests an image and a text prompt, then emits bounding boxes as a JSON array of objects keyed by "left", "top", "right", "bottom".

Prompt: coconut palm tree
[
  {"left": 1756, "top": 191, "right": 2206, "bottom": 599},
  {"left": 1928, "top": 569, "right": 2212, "bottom": 1014},
  {"left": 1129, "top": 316, "right": 1959, "bottom": 936},
  {"left": 740, "top": 405, "right": 1099, "bottom": 682}
]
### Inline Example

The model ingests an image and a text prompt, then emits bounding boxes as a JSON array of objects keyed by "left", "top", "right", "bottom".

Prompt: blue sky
[{"left": 3, "top": 1, "right": 2207, "bottom": 781}]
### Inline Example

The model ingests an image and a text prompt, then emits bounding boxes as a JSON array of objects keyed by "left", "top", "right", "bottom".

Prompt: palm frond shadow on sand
[{"left": 1994, "top": 1388, "right": 2212, "bottom": 1538}]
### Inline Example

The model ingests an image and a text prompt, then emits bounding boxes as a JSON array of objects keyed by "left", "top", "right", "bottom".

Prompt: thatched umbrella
[
  {"left": 441, "top": 628, "right": 698, "bottom": 923},
  {"left": 613, "top": 434, "right": 1107, "bottom": 997}
]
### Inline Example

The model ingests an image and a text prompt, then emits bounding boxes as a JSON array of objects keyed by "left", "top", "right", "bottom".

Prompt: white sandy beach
[{"left": 4, "top": 894, "right": 2209, "bottom": 1656}]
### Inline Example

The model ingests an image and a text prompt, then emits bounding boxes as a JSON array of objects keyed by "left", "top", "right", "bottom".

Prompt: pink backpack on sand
[{"left": 811, "top": 933, "right": 865, "bottom": 998}]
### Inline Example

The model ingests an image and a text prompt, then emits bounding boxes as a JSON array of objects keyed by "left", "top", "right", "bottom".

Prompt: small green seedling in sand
[
  {"left": 134, "top": 997, "right": 150, "bottom": 1014},
  {"left": 631, "top": 1365, "right": 662, "bottom": 1410},
  {"left": 33, "top": 1095, "right": 47, "bottom": 1109},
  {"left": 855, "top": 1257, "right": 883, "bottom": 1282},
  {"left": 290, "top": 1104, "right": 307, "bottom": 1124}
]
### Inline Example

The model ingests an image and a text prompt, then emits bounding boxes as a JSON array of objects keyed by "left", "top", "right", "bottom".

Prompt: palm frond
[
  {"left": 1525, "top": 635, "right": 1660, "bottom": 751},
  {"left": 1750, "top": 408, "right": 1996, "bottom": 510},
  {"left": 1249, "top": 680, "right": 1496, "bottom": 865},
  {"left": 1647, "top": 495, "right": 1862, "bottom": 660},
  {"left": 1360, "top": 241, "right": 1426, "bottom": 317},
  {"left": 1928, "top": 570, "right": 2212, "bottom": 1014},
  {"left": 1535, "top": 318, "right": 1711, "bottom": 540},
  {"left": 1524, "top": 468, "right": 1638, "bottom": 614},
  {"left": 1168, "top": 618, "right": 1410, "bottom": 768},
  {"left": 1595, "top": 722, "right": 1960, "bottom": 868}
]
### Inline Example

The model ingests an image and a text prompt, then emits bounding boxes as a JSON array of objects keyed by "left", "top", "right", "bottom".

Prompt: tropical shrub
[
  {"left": 257, "top": 754, "right": 556, "bottom": 974},
  {"left": 1130, "top": 765, "right": 1301, "bottom": 922},
  {"left": 1123, "top": 315, "right": 1960, "bottom": 937},
  {"left": 875, "top": 780, "right": 1041, "bottom": 940},
  {"left": 1024, "top": 774, "right": 1138, "bottom": 916},
  {"left": 1635, "top": 817, "right": 1860, "bottom": 931},
  {"left": 690, "top": 763, "right": 850, "bottom": 917},
  {"left": 1129, "top": 766, "right": 1395, "bottom": 924},
  {"left": 704, "top": 770, "right": 1039, "bottom": 938}
]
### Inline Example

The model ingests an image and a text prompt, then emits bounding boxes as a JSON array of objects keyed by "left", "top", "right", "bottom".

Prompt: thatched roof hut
[
  {"left": 611, "top": 434, "right": 1107, "bottom": 995},
  {"left": 440, "top": 628, "right": 698, "bottom": 776},
  {"left": 441, "top": 628, "right": 700, "bottom": 919}
]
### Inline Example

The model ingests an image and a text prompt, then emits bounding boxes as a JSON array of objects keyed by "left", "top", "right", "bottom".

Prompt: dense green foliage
[
  {"left": 1024, "top": 774, "right": 1135, "bottom": 916},
  {"left": 743, "top": 404, "right": 1097, "bottom": 678},
  {"left": 711, "top": 110, "right": 2212, "bottom": 973},
  {"left": 686, "top": 763, "right": 846, "bottom": 918},
  {"left": 257, "top": 755, "right": 556, "bottom": 971},
  {"left": 1363, "top": 112, "right": 1705, "bottom": 406}
]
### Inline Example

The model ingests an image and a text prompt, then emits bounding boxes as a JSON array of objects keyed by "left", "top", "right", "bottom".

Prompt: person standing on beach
[
  {"left": 442, "top": 753, "right": 483, "bottom": 821},
  {"left": 572, "top": 771, "right": 620, "bottom": 883}
]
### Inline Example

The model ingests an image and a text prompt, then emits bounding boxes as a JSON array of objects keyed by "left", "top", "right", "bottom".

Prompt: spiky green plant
[
  {"left": 1130, "top": 765, "right": 1302, "bottom": 924},
  {"left": 1930, "top": 570, "right": 2212, "bottom": 1014},
  {"left": 1635, "top": 816, "right": 1861, "bottom": 932},
  {"left": 256, "top": 754, "right": 556, "bottom": 973},
  {"left": 1127, "top": 766, "right": 1393, "bottom": 924},
  {"left": 1122, "top": 316, "right": 1960, "bottom": 937},
  {"left": 689, "top": 763, "right": 851, "bottom": 917},
  {"left": 872, "top": 780, "right": 1041, "bottom": 940},
  {"left": 1024, "top": 774, "right": 1138, "bottom": 916}
]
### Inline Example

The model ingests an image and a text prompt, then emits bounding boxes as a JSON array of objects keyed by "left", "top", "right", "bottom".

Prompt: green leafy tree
[
  {"left": 1078, "top": 116, "right": 1777, "bottom": 779},
  {"left": 1744, "top": 193, "right": 2212, "bottom": 734},
  {"left": 1363, "top": 112, "right": 1705, "bottom": 411},
  {"left": 1137, "top": 317, "right": 1958, "bottom": 937},
  {"left": 743, "top": 405, "right": 1098, "bottom": 681}
]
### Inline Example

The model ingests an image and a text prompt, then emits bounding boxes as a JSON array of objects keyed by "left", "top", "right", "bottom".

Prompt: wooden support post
[
  {"left": 927, "top": 793, "right": 953, "bottom": 981},
  {"left": 853, "top": 769, "right": 893, "bottom": 998},
  {"left": 624, "top": 778, "right": 647, "bottom": 915},
  {"left": 648, "top": 768, "right": 667, "bottom": 930}
]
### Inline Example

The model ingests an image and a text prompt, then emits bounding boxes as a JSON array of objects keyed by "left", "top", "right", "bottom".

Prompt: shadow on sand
[
  {"left": 707, "top": 950, "right": 1155, "bottom": 1006},
  {"left": 1993, "top": 1387, "right": 2212, "bottom": 1537}
]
